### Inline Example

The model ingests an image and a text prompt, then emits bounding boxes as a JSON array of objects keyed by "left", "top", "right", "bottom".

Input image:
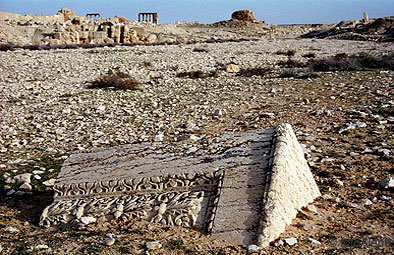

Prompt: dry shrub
[
  {"left": 310, "top": 53, "right": 394, "bottom": 71},
  {"left": 302, "top": 53, "right": 316, "bottom": 58},
  {"left": 276, "top": 49, "right": 296, "bottom": 57},
  {"left": 278, "top": 69, "right": 319, "bottom": 79},
  {"left": 239, "top": 67, "right": 272, "bottom": 77},
  {"left": 0, "top": 43, "right": 16, "bottom": 51},
  {"left": 176, "top": 70, "right": 218, "bottom": 79},
  {"left": 89, "top": 70, "right": 141, "bottom": 90},
  {"left": 278, "top": 58, "right": 307, "bottom": 68},
  {"left": 142, "top": 61, "right": 152, "bottom": 67}
]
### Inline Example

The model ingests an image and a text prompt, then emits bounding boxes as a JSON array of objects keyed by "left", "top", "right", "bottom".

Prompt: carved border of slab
[{"left": 40, "top": 170, "right": 225, "bottom": 232}]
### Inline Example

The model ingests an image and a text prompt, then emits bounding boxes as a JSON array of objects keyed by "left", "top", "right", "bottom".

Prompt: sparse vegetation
[
  {"left": 0, "top": 43, "right": 16, "bottom": 51},
  {"left": 238, "top": 67, "right": 271, "bottom": 77},
  {"left": 309, "top": 53, "right": 394, "bottom": 71},
  {"left": 278, "top": 69, "right": 319, "bottom": 79},
  {"left": 176, "top": 70, "right": 218, "bottom": 79},
  {"left": 276, "top": 49, "right": 296, "bottom": 57},
  {"left": 89, "top": 70, "right": 141, "bottom": 90}
]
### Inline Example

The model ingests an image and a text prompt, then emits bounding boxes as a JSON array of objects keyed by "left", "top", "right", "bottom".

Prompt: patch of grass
[
  {"left": 276, "top": 49, "right": 296, "bottom": 57},
  {"left": 297, "top": 211, "right": 312, "bottom": 220},
  {"left": 89, "top": 70, "right": 141, "bottom": 90},
  {"left": 277, "top": 58, "right": 307, "bottom": 68},
  {"left": 332, "top": 171, "right": 346, "bottom": 178},
  {"left": 310, "top": 53, "right": 394, "bottom": 72},
  {"left": 318, "top": 170, "right": 331, "bottom": 178},
  {"left": 0, "top": 43, "right": 16, "bottom": 51},
  {"left": 167, "top": 239, "right": 185, "bottom": 250},
  {"left": 278, "top": 69, "right": 319, "bottom": 79},
  {"left": 302, "top": 52, "right": 316, "bottom": 58},
  {"left": 360, "top": 230, "right": 373, "bottom": 235},
  {"left": 238, "top": 67, "right": 271, "bottom": 77},
  {"left": 119, "top": 247, "right": 131, "bottom": 253},
  {"left": 176, "top": 70, "right": 218, "bottom": 79}
]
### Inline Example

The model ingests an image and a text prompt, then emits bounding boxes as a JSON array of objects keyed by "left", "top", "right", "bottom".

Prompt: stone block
[
  {"left": 40, "top": 124, "right": 320, "bottom": 247},
  {"left": 88, "top": 31, "right": 106, "bottom": 40}
]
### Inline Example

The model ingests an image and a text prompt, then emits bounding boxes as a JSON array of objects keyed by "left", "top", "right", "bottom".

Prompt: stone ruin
[
  {"left": 138, "top": 13, "right": 158, "bottom": 24},
  {"left": 0, "top": 8, "right": 153, "bottom": 46},
  {"left": 40, "top": 124, "right": 320, "bottom": 247}
]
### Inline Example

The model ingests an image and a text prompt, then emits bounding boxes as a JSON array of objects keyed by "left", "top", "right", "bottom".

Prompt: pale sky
[{"left": 1, "top": 0, "right": 393, "bottom": 24}]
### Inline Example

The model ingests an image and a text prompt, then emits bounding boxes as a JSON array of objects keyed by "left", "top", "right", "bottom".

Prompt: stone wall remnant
[{"left": 40, "top": 124, "right": 320, "bottom": 247}]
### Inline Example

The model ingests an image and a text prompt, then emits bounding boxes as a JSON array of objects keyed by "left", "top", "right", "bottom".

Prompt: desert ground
[{"left": 0, "top": 10, "right": 393, "bottom": 255}]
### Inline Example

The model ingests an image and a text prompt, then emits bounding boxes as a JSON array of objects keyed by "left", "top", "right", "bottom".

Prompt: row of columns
[
  {"left": 86, "top": 13, "right": 101, "bottom": 19},
  {"left": 138, "top": 13, "right": 158, "bottom": 24}
]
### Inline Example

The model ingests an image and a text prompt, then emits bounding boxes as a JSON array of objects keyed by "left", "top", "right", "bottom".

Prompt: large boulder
[{"left": 231, "top": 10, "right": 256, "bottom": 22}]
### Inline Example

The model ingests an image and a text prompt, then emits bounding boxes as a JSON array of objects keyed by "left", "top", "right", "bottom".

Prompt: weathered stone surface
[
  {"left": 40, "top": 124, "right": 320, "bottom": 247},
  {"left": 231, "top": 10, "right": 256, "bottom": 22}
]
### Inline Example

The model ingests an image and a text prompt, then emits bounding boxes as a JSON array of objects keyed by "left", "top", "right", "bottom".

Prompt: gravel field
[{"left": 0, "top": 37, "right": 393, "bottom": 254}]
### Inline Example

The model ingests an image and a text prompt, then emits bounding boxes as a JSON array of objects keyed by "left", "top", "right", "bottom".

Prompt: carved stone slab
[{"left": 40, "top": 124, "right": 320, "bottom": 247}]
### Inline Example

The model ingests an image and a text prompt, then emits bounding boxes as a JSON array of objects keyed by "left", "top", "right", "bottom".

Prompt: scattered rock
[
  {"left": 80, "top": 216, "right": 96, "bottom": 225},
  {"left": 6, "top": 189, "right": 15, "bottom": 196},
  {"left": 20, "top": 183, "right": 32, "bottom": 190},
  {"left": 104, "top": 236, "right": 116, "bottom": 246},
  {"left": 43, "top": 178, "right": 56, "bottom": 186},
  {"left": 306, "top": 204, "right": 318, "bottom": 214},
  {"left": 334, "top": 179, "right": 344, "bottom": 186},
  {"left": 284, "top": 237, "right": 298, "bottom": 246},
  {"left": 176, "top": 134, "right": 199, "bottom": 142},
  {"left": 273, "top": 239, "right": 284, "bottom": 246},
  {"left": 361, "top": 198, "right": 373, "bottom": 206},
  {"left": 225, "top": 64, "right": 240, "bottom": 73},
  {"left": 338, "top": 122, "right": 367, "bottom": 134},
  {"left": 377, "top": 177, "right": 394, "bottom": 189},
  {"left": 5, "top": 226, "right": 20, "bottom": 233},
  {"left": 34, "top": 244, "right": 49, "bottom": 250},
  {"left": 213, "top": 109, "right": 223, "bottom": 116},
  {"left": 154, "top": 133, "right": 164, "bottom": 142},
  {"left": 13, "top": 173, "right": 32, "bottom": 184},
  {"left": 146, "top": 241, "right": 162, "bottom": 250},
  {"left": 247, "top": 244, "right": 260, "bottom": 251},
  {"left": 308, "top": 238, "right": 321, "bottom": 245},
  {"left": 260, "top": 112, "right": 275, "bottom": 118}
]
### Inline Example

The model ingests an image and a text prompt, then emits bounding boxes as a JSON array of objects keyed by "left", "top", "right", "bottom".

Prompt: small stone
[
  {"left": 247, "top": 244, "right": 260, "bottom": 251},
  {"left": 306, "top": 204, "right": 318, "bottom": 214},
  {"left": 185, "top": 147, "right": 198, "bottom": 154},
  {"left": 146, "top": 241, "right": 162, "bottom": 250},
  {"left": 361, "top": 198, "right": 373, "bottom": 206},
  {"left": 274, "top": 239, "right": 284, "bottom": 246},
  {"left": 308, "top": 238, "right": 321, "bottom": 245},
  {"left": 378, "top": 149, "right": 390, "bottom": 156},
  {"left": 34, "top": 244, "right": 49, "bottom": 250},
  {"left": 349, "top": 152, "right": 359, "bottom": 156},
  {"left": 5, "top": 226, "right": 20, "bottom": 233},
  {"left": 284, "top": 237, "right": 298, "bottom": 246},
  {"left": 225, "top": 64, "right": 240, "bottom": 73},
  {"left": 334, "top": 179, "right": 344, "bottom": 186},
  {"left": 153, "top": 133, "right": 164, "bottom": 142},
  {"left": 97, "top": 105, "right": 106, "bottom": 111},
  {"left": 213, "top": 109, "right": 223, "bottom": 116},
  {"left": 104, "top": 236, "right": 116, "bottom": 246},
  {"left": 20, "top": 183, "right": 32, "bottom": 190},
  {"left": 15, "top": 191, "right": 25, "bottom": 196},
  {"left": 377, "top": 177, "right": 394, "bottom": 189},
  {"left": 345, "top": 202, "right": 365, "bottom": 210},
  {"left": 80, "top": 216, "right": 96, "bottom": 225},
  {"left": 176, "top": 134, "right": 199, "bottom": 142},
  {"left": 6, "top": 189, "right": 15, "bottom": 196},
  {"left": 380, "top": 195, "right": 390, "bottom": 200},
  {"left": 260, "top": 112, "right": 275, "bottom": 118},
  {"left": 43, "top": 178, "right": 56, "bottom": 186},
  {"left": 340, "top": 164, "right": 346, "bottom": 170},
  {"left": 13, "top": 173, "right": 32, "bottom": 184},
  {"left": 32, "top": 170, "right": 44, "bottom": 175}
]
